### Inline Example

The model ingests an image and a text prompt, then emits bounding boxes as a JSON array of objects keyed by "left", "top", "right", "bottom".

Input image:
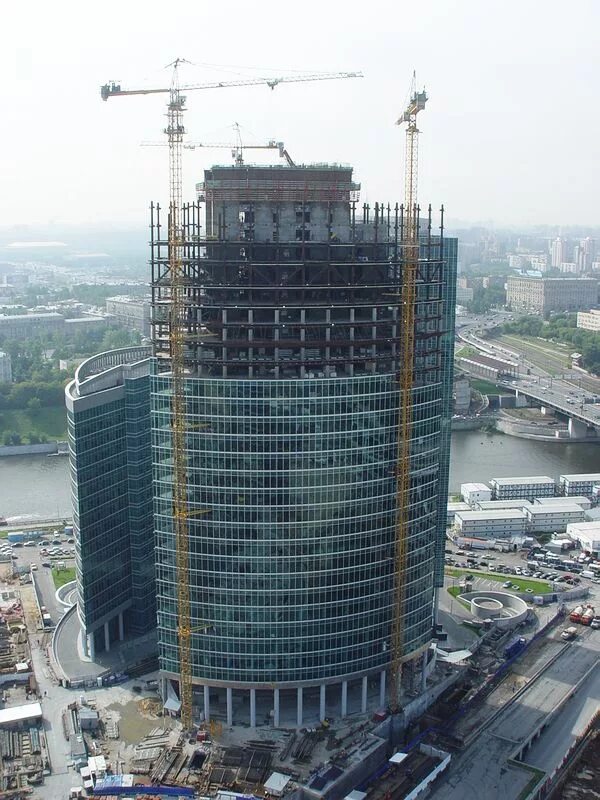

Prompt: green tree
[
  {"left": 27, "top": 397, "right": 42, "bottom": 412},
  {"left": 3, "top": 431, "right": 22, "bottom": 446}
]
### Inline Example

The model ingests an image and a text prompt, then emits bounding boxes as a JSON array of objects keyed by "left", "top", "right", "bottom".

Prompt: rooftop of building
[
  {"left": 0, "top": 702, "right": 42, "bottom": 726},
  {"left": 459, "top": 353, "right": 517, "bottom": 370},
  {"left": 461, "top": 482, "right": 491, "bottom": 492},
  {"left": 534, "top": 495, "right": 590, "bottom": 505},
  {"left": 0, "top": 312, "right": 63, "bottom": 321},
  {"left": 567, "top": 521, "right": 600, "bottom": 532},
  {"left": 476, "top": 499, "right": 533, "bottom": 509},
  {"left": 491, "top": 476, "right": 555, "bottom": 485},
  {"left": 508, "top": 275, "right": 598, "bottom": 283},
  {"left": 106, "top": 295, "right": 149, "bottom": 304},
  {"left": 561, "top": 473, "right": 600, "bottom": 482},
  {"left": 455, "top": 509, "right": 528, "bottom": 521},
  {"left": 526, "top": 503, "right": 585, "bottom": 515}
]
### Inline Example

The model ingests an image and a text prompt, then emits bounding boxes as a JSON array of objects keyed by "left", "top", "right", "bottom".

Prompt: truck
[
  {"left": 569, "top": 605, "right": 584, "bottom": 623},
  {"left": 581, "top": 570, "right": 595, "bottom": 579},
  {"left": 504, "top": 636, "right": 527, "bottom": 659},
  {"left": 581, "top": 606, "right": 595, "bottom": 626},
  {"left": 561, "top": 626, "right": 578, "bottom": 641}
]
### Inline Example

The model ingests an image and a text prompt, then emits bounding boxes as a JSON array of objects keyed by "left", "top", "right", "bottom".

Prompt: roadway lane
[
  {"left": 429, "top": 629, "right": 600, "bottom": 800},
  {"left": 523, "top": 658, "right": 600, "bottom": 772},
  {"left": 457, "top": 317, "right": 600, "bottom": 427}
]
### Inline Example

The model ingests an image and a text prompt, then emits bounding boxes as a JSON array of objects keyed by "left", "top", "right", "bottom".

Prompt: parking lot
[
  {"left": 444, "top": 538, "right": 600, "bottom": 594},
  {"left": 0, "top": 534, "right": 76, "bottom": 626}
]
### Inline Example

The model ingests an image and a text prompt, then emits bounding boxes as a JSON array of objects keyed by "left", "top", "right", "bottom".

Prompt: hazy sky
[{"left": 2, "top": 0, "right": 599, "bottom": 229}]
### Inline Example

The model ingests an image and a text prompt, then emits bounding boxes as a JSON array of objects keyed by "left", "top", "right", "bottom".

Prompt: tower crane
[
  {"left": 389, "top": 73, "right": 427, "bottom": 714},
  {"left": 184, "top": 139, "right": 285, "bottom": 166},
  {"left": 101, "top": 60, "right": 362, "bottom": 731}
]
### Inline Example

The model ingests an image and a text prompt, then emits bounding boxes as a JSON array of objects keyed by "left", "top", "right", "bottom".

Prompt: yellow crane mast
[
  {"left": 100, "top": 60, "right": 362, "bottom": 730},
  {"left": 389, "top": 75, "right": 427, "bottom": 713}
]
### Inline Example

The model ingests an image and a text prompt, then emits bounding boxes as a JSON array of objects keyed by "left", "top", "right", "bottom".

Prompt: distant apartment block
[
  {"left": 560, "top": 472, "right": 600, "bottom": 498},
  {"left": 551, "top": 236, "right": 568, "bottom": 268},
  {"left": 0, "top": 312, "right": 65, "bottom": 339},
  {"left": 577, "top": 309, "right": 600, "bottom": 332},
  {"left": 0, "top": 351, "right": 11, "bottom": 383},
  {"left": 105, "top": 296, "right": 151, "bottom": 337},
  {"left": 490, "top": 475, "right": 556, "bottom": 500},
  {"left": 455, "top": 286, "right": 473, "bottom": 303},
  {"left": 529, "top": 255, "right": 548, "bottom": 272},
  {"left": 506, "top": 276, "right": 599, "bottom": 314},
  {"left": 559, "top": 262, "right": 579, "bottom": 274},
  {"left": 0, "top": 312, "right": 106, "bottom": 340}
]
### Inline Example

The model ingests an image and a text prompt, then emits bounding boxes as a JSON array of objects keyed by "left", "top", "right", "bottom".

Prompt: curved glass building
[
  {"left": 151, "top": 164, "right": 457, "bottom": 725},
  {"left": 65, "top": 347, "right": 155, "bottom": 659}
]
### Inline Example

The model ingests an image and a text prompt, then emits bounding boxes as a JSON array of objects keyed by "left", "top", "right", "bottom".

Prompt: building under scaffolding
[{"left": 151, "top": 163, "right": 457, "bottom": 726}]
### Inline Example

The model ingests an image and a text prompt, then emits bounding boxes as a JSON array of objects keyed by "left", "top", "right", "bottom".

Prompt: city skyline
[{"left": 2, "top": 0, "right": 600, "bottom": 228}]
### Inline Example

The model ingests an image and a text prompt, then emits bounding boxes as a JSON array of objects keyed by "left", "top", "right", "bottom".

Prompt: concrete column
[
  {"left": 296, "top": 687, "right": 303, "bottom": 728},
  {"left": 319, "top": 684, "right": 326, "bottom": 722},
  {"left": 421, "top": 652, "right": 428, "bottom": 693},
  {"left": 379, "top": 670, "right": 386, "bottom": 708},
  {"left": 361, "top": 676, "right": 368, "bottom": 714},
  {"left": 88, "top": 633, "right": 95, "bottom": 662},
  {"left": 250, "top": 689, "right": 256, "bottom": 728},
  {"left": 203, "top": 685, "right": 210, "bottom": 722},
  {"left": 226, "top": 688, "right": 233, "bottom": 727},
  {"left": 104, "top": 622, "right": 110, "bottom": 653},
  {"left": 118, "top": 612, "right": 124, "bottom": 641},
  {"left": 341, "top": 680, "right": 348, "bottom": 718},
  {"left": 273, "top": 689, "right": 280, "bottom": 728},
  {"left": 568, "top": 417, "right": 587, "bottom": 439}
]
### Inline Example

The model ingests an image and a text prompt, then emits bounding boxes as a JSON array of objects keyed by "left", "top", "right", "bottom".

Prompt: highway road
[
  {"left": 430, "top": 628, "right": 600, "bottom": 800},
  {"left": 456, "top": 313, "right": 600, "bottom": 429},
  {"left": 523, "top": 659, "right": 600, "bottom": 772}
]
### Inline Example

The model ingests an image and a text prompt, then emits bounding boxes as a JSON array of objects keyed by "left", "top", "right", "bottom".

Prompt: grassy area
[
  {"left": 456, "top": 345, "right": 479, "bottom": 358},
  {"left": 469, "top": 378, "right": 505, "bottom": 395},
  {"left": 446, "top": 567, "right": 552, "bottom": 594},
  {"left": 51, "top": 566, "right": 76, "bottom": 589},
  {"left": 0, "top": 406, "right": 67, "bottom": 442}
]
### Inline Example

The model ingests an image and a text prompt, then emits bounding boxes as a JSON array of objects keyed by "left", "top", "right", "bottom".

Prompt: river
[{"left": 0, "top": 431, "right": 599, "bottom": 519}]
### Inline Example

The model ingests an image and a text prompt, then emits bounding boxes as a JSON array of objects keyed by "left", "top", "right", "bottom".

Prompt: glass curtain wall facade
[
  {"left": 150, "top": 164, "right": 457, "bottom": 717},
  {"left": 66, "top": 347, "right": 155, "bottom": 655}
]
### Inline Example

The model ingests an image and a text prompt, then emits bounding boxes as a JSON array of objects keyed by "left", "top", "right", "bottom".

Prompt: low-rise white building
[
  {"left": 560, "top": 473, "right": 600, "bottom": 498},
  {"left": 447, "top": 501, "right": 471, "bottom": 526},
  {"left": 533, "top": 495, "right": 591, "bottom": 510},
  {"left": 576, "top": 309, "right": 600, "bottom": 332},
  {"left": 476, "top": 499, "right": 533, "bottom": 511},
  {"left": 490, "top": 475, "right": 556, "bottom": 500},
  {"left": 454, "top": 509, "right": 528, "bottom": 538},
  {"left": 566, "top": 521, "right": 600, "bottom": 555},
  {"left": 525, "top": 503, "right": 586, "bottom": 534},
  {"left": 461, "top": 482, "right": 492, "bottom": 506}
]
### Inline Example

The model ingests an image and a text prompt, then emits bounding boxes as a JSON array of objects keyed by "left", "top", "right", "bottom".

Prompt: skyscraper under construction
[{"left": 150, "top": 162, "right": 457, "bottom": 725}]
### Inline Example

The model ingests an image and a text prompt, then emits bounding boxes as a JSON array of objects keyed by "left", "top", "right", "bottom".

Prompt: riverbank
[{"left": 0, "top": 442, "right": 68, "bottom": 457}]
